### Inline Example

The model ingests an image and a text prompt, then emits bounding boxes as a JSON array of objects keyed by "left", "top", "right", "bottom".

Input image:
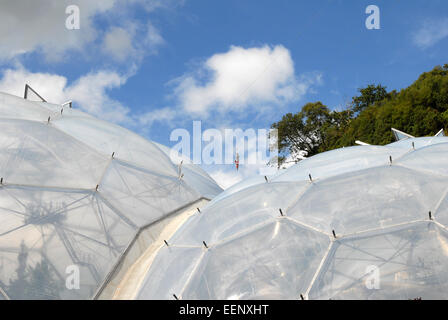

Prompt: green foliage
[
  {"left": 272, "top": 102, "right": 327, "bottom": 163},
  {"left": 272, "top": 101, "right": 353, "bottom": 163},
  {"left": 272, "top": 64, "right": 448, "bottom": 164},
  {"left": 351, "top": 84, "right": 388, "bottom": 114}
]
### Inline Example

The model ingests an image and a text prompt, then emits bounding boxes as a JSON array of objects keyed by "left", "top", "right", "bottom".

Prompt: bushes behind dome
[{"left": 272, "top": 64, "right": 448, "bottom": 165}]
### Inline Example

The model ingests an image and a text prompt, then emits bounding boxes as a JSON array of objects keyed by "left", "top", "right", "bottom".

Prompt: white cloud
[
  {"left": 145, "top": 22, "right": 165, "bottom": 53},
  {"left": 0, "top": 1, "right": 177, "bottom": 126},
  {"left": 0, "top": 0, "right": 169, "bottom": 63},
  {"left": 0, "top": 66, "right": 131, "bottom": 123},
  {"left": 197, "top": 126, "right": 280, "bottom": 189},
  {"left": 138, "top": 107, "right": 177, "bottom": 126},
  {"left": 0, "top": 0, "right": 116, "bottom": 61},
  {"left": 173, "top": 45, "right": 321, "bottom": 116},
  {"left": 101, "top": 21, "right": 165, "bottom": 62},
  {"left": 413, "top": 18, "right": 448, "bottom": 49},
  {"left": 0, "top": 67, "right": 68, "bottom": 102},
  {"left": 102, "top": 27, "right": 136, "bottom": 62},
  {"left": 65, "top": 71, "right": 130, "bottom": 123}
]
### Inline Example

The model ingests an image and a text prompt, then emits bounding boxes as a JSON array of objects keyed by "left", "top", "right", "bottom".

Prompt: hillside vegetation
[{"left": 272, "top": 64, "right": 448, "bottom": 164}]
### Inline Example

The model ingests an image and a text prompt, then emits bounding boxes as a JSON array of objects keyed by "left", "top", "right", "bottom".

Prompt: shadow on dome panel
[
  {"left": 99, "top": 160, "right": 201, "bottom": 227},
  {"left": 308, "top": 222, "right": 448, "bottom": 300},
  {"left": 52, "top": 117, "right": 177, "bottom": 177},
  {"left": 0, "top": 186, "right": 137, "bottom": 299},
  {"left": 0, "top": 119, "right": 109, "bottom": 189}
]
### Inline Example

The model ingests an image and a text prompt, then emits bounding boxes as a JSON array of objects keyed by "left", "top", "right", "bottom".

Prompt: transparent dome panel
[
  {"left": 136, "top": 246, "right": 204, "bottom": 300},
  {"left": 287, "top": 166, "right": 448, "bottom": 235},
  {"left": 99, "top": 160, "right": 200, "bottom": 228},
  {"left": 169, "top": 181, "right": 309, "bottom": 246},
  {"left": 0, "top": 224, "right": 65, "bottom": 299},
  {"left": 153, "top": 142, "right": 222, "bottom": 199},
  {"left": 387, "top": 137, "right": 448, "bottom": 150},
  {"left": 211, "top": 175, "right": 266, "bottom": 203},
  {"left": 153, "top": 141, "right": 193, "bottom": 165},
  {"left": 433, "top": 192, "right": 448, "bottom": 227},
  {"left": 309, "top": 222, "right": 448, "bottom": 300},
  {"left": 52, "top": 117, "right": 177, "bottom": 177},
  {"left": 0, "top": 186, "right": 137, "bottom": 299},
  {"left": 35, "top": 101, "right": 96, "bottom": 120},
  {"left": 0, "top": 188, "right": 26, "bottom": 235},
  {"left": 274, "top": 145, "right": 406, "bottom": 183},
  {"left": 0, "top": 93, "right": 52, "bottom": 122},
  {"left": 34, "top": 101, "right": 65, "bottom": 113},
  {"left": 181, "top": 165, "right": 223, "bottom": 199},
  {"left": 0, "top": 91, "right": 223, "bottom": 300},
  {"left": 183, "top": 164, "right": 216, "bottom": 182},
  {"left": 0, "top": 119, "right": 109, "bottom": 189},
  {"left": 396, "top": 143, "right": 448, "bottom": 176},
  {"left": 59, "top": 107, "right": 95, "bottom": 119},
  {"left": 181, "top": 220, "right": 330, "bottom": 299}
]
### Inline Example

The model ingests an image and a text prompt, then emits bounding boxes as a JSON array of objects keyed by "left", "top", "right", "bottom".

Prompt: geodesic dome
[
  {"left": 0, "top": 91, "right": 222, "bottom": 300},
  {"left": 135, "top": 132, "right": 448, "bottom": 300}
]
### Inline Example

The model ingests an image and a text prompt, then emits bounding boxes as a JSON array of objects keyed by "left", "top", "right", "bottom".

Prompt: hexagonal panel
[
  {"left": 169, "top": 181, "right": 310, "bottom": 246},
  {"left": 396, "top": 143, "right": 448, "bottom": 176},
  {"left": 0, "top": 186, "right": 136, "bottom": 299},
  {"left": 309, "top": 222, "right": 448, "bottom": 299},
  {"left": 274, "top": 145, "right": 406, "bottom": 183},
  {"left": 99, "top": 160, "right": 201, "bottom": 227},
  {"left": 136, "top": 246, "right": 203, "bottom": 300},
  {"left": 288, "top": 166, "right": 448, "bottom": 235},
  {"left": 0, "top": 119, "right": 108, "bottom": 189},
  {"left": 180, "top": 220, "right": 330, "bottom": 299}
]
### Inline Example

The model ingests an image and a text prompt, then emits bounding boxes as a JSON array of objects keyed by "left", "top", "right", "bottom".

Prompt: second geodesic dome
[
  {"left": 134, "top": 130, "right": 448, "bottom": 300},
  {"left": 0, "top": 90, "right": 222, "bottom": 300}
]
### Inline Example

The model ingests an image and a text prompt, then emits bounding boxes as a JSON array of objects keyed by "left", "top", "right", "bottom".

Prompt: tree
[
  {"left": 271, "top": 64, "right": 448, "bottom": 163},
  {"left": 339, "top": 65, "right": 448, "bottom": 145},
  {"left": 351, "top": 84, "right": 388, "bottom": 114},
  {"left": 271, "top": 102, "right": 354, "bottom": 165},
  {"left": 271, "top": 102, "right": 330, "bottom": 164}
]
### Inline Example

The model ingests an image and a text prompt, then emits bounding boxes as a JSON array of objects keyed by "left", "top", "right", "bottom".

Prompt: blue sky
[{"left": 0, "top": 0, "right": 447, "bottom": 188}]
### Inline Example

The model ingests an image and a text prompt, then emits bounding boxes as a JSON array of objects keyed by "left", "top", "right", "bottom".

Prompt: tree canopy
[{"left": 272, "top": 64, "right": 448, "bottom": 165}]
